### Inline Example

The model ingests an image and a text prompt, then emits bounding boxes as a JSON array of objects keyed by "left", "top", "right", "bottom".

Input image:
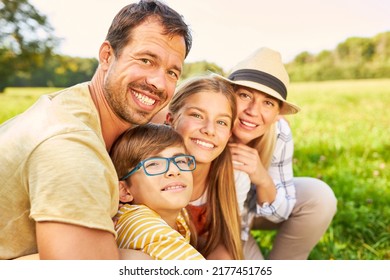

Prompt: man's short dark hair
[{"left": 106, "top": 0, "right": 192, "bottom": 58}]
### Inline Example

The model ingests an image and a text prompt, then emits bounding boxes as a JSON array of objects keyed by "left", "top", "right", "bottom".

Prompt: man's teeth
[
  {"left": 133, "top": 91, "right": 156, "bottom": 106},
  {"left": 194, "top": 139, "right": 214, "bottom": 148},
  {"left": 241, "top": 120, "right": 256, "bottom": 127},
  {"left": 163, "top": 185, "right": 184, "bottom": 191}
]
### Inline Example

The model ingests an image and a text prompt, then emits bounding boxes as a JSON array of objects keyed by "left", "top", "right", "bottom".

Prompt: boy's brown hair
[{"left": 110, "top": 123, "right": 185, "bottom": 180}]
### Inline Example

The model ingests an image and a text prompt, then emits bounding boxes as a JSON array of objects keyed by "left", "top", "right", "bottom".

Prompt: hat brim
[{"left": 211, "top": 72, "right": 300, "bottom": 115}]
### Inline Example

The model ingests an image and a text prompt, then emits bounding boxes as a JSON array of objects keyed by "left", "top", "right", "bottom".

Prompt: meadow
[
  {"left": 1, "top": 79, "right": 389, "bottom": 259},
  {"left": 253, "top": 79, "right": 390, "bottom": 260}
]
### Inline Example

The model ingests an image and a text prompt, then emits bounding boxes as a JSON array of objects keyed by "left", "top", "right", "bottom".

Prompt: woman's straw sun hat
[{"left": 215, "top": 47, "right": 300, "bottom": 115}]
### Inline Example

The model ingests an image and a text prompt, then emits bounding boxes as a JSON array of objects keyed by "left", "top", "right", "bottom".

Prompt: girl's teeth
[
  {"left": 194, "top": 139, "right": 214, "bottom": 148},
  {"left": 133, "top": 91, "right": 156, "bottom": 106}
]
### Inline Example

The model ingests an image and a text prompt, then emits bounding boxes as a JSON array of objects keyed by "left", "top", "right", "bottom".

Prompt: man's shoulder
[
  {"left": 39, "top": 82, "right": 100, "bottom": 137},
  {"left": 47, "top": 82, "right": 90, "bottom": 99}
]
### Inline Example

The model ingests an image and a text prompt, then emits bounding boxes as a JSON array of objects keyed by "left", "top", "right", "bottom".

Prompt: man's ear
[
  {"left": 119, "top": 181, "right": 134, "bottom": 203},
  {"left": 99, "top": 41, "right": 114, "bottom": 71}
]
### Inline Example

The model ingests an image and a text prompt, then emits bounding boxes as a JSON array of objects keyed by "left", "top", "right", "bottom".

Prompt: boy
[{"left": 110, "top": 123, "right": 204, "bottom": 260}]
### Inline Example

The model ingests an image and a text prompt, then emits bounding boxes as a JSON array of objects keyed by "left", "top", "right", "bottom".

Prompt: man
[{"left": 0, "top": 0, "right": 192, "bottom": 259}]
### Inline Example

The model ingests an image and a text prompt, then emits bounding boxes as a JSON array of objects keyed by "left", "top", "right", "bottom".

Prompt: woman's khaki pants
[{"left": 243, "top": 177, "right": 337, "bottom": 260}]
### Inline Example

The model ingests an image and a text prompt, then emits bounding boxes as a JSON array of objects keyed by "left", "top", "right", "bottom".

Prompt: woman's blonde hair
[
  {"left": 248, "top": 122, "right": 276, "bottom": 168},
  {"left": 169, "top": 75, "right": 244, "bottom": 259}
]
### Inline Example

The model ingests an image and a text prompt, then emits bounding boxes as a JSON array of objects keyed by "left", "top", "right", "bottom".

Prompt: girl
[
  {"left": 110, "top": 123, "right": 204, "bottom": 260},
  {"left": 165, "top": 75, "right": 245, "bottom": 259}
]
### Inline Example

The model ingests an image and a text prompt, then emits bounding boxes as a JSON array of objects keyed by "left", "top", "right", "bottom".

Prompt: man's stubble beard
[
  {"left": 103, "top": 80, "right": 166, "bottom": 126},
  {"left": 103, "top": 82, "right": 148, "bottom": 125}
]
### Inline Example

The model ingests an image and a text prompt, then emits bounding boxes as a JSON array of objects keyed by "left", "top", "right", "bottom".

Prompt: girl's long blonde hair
[{"left": 169, "top": 75, "right": 244, "bottom": 260}]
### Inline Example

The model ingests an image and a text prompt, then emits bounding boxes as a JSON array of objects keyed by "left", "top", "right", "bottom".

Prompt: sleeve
[
  {"left": 234, "top": 170, "right": 251, "bottom": 215},
  {"left": 116, "top": 206, "right": 204, "bottom": 260},
  {"left": 28, "top": 131, "right": 118, "bottom": 236},
  {"left": 254, "top": 119, "right": 297, "bottom": 223}
]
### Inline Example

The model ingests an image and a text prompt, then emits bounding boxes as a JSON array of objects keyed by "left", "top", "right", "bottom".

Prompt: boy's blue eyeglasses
[{"left": 119, "top": 155, "right": 196, "bottom": 181}]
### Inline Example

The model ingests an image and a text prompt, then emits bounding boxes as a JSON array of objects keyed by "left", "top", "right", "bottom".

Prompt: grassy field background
[
  {"left": 0, "top": 87, "right": 63, "bottom": 123},
  {"left": 253, "top": 79, "right": 390, "bottom": 260},
  {"left": 1, "top": 79, "right": 389, "bottom": 259}
]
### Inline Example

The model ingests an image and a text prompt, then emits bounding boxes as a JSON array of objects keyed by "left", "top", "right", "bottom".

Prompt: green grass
[
  {"left": 0, "top": 87, "right": 63, "bottom": 123},
  {"left": 252, "top": 79, "right": 390, "bottom": 260},
  {"left": 1, "top": 80, "right": 389, "bottom": 259}
]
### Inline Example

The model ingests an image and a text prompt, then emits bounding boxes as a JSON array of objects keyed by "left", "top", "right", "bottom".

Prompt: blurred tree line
[
  {"left": 1, "top": 0, "right": 389, "bottom": 93},
  {"left": 0, "top": 0, "right": 223, "bottom": 92},
  {"left": 286, "top": 31, "right": 390, "bottom": 81},
  {"left": 0, "top": 0, "right": 98, "bottom": 92}
]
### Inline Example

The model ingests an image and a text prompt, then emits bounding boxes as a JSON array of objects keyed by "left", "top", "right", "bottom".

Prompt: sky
[{"left": 30, "top": 0, "right": 390, "bottom": 72}]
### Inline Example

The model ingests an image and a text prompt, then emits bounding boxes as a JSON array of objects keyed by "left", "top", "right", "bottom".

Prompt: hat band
[{"left": 228, "top": 69, "right": 287, "bottom": 99}]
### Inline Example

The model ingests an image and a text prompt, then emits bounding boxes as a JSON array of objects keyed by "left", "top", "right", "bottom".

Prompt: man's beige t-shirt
[{"left": 0, "top": 83, "right": 119, "bottom": 259}]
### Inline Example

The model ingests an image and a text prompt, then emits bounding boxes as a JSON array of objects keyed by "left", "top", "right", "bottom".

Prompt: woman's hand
[
  {"left": 228, "top": 143, "right": 267, "bottom": 186},
  {"left": 229, "top": 143, "right": 276, "bottom": 205}
]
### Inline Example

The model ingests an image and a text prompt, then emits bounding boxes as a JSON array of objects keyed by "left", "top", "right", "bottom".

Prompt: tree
[
  {"left": 181, "top": 61, "right": 225, "bottom": 81},
  {"left": 0, "top": 0, "right": 58, "bottom": 91},
  {"left": 286, "top": 31, "right": 390, "bottom": 81}
]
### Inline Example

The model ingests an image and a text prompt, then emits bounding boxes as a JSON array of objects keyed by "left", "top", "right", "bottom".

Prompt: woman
[
  {"left": 219, "top": 47, "right": 337, "bottom": 259},
  {"left": 165, "top": 75, "right": 245, "bottom": 259}
]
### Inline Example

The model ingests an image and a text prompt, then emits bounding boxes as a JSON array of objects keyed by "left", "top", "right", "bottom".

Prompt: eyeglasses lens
[{"left": 144, "top": 156, "right": 195, "bottom": 175}]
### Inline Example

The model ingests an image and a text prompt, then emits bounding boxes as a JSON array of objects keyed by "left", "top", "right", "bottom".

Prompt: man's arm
[
  {"left": 13, "top": 250, "right": 152, "bottom": 260},
  {"left": 119, "top": 249, "right": 152, "bottom": 260},
  {"left": 36, "top": 222, "right": 119, "bottom": 259}
]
